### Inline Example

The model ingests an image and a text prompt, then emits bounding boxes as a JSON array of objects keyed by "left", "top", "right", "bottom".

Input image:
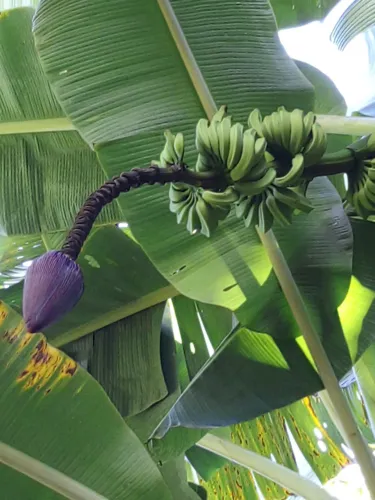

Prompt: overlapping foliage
[{"left": 1, "top": 0, "right": 375, "bottom": 498}]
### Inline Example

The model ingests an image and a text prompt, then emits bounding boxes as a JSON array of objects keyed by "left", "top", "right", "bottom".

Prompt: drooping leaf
[
  {"left": 330, "top": 0, "right": 375, "bottom": 51},
  {"left": 158, "top": 253, "right": 375, "bottom": 433},
  {"left": 195, "top": 302, "right": 234, "bottom": 349},
  {"left": 343, "top": 381, "right": 374, "bottom": 444},
  {"left": 270, "top": 0, "right": 338, "bottom": 30},
  {"left": 127, "top": 312, "right": 181, "bottom": 442},
  {"left": 201, "top": 460, "right": 258, "bottom": 500},
  {"left": 172, "top": 296, "right": 210, "bottom": 379},
  {"left": 151, "top": 427, "right": 208, "bottom": 464},
  {"left": 88, "top": 303, "right": 167, "bottom": 418},
  {"left": 0, "top": 301, "right": 172, "bottom": 499},
  {"left": 158, "top": 456, "right": 202, "bottom": 500},
  {"left": 281, "top": 397, "right": 349, "bottom": 483},
  {"left": 159, "top": 325, "right": 322, "bottom": 430},
  {"left": 185, "top": 446, "right": 228, "bottom": 482}
]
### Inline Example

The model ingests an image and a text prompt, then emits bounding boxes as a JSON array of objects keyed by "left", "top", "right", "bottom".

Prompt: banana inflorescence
[{"left": 161, "top": 106, "right": 323, "bottom": 237}]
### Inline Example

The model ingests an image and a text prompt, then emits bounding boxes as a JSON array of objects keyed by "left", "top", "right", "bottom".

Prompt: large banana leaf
[{"left": 0, "top": 301, "right": 172, "bottom": 499}]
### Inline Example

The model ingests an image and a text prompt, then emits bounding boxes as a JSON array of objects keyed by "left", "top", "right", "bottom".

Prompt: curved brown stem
[{"left": 61, "top": 164, "right": 224, "bottom": 260}]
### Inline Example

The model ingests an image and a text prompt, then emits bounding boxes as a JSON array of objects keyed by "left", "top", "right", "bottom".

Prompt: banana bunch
[
  {"left": 169, "top": 183, "right": 233, "bottom": 237},
  {"left": 249, "top": 107, "right": 327, "bottom": 187},
  {"left": 155, "top": 130, "right": 185, "bottom": 167},
  {"left": 195, "top": 106, "right": 231, "bottom": 173},
  {"left": 347, "top": 159, "right": 375, "bottom": 219},
  {"left": 235, "top": 185, "right": 314, "bottom": 233}
]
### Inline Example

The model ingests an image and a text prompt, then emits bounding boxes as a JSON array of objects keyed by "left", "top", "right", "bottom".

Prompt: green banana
[
  {"left": 211, "top": 105, "right": 227, "bottom": 124},
  {"left": 235, "top": 195, "right": 253, "bottom": 219},
  {"left": 175, "top": 196, "right": 195, "bottom": 223},
  {"left": 195, "top": 197, "right": 218, "bottom": 237},
  {"left": 163, "top": 130, "right": 178, "bottom": 164},
  {"left": 217, "top": 116, "right": 232, "bottom": 163},
  {"left": 303, "top": 111, "right": 315, "bottom": 137},
  {"left": 351, "top": 189, "right": 370, "bottom": 219},
  {"left": 244, "top": 157, "right": 267, "bottom": 181},
  {"left": 255, "top": 136, "right": 267, "bottom": 157},
  {"left": 208, "top": 120, "right": 221, "bottom": 159},
  {"left": 269, "top": 111, "right": 284, "bottom": 148},
  {"left": 230, "top": 129, "right": 257, "bottom": 182},
  {"left": 265, "top": 192, "right": 292, "bottom": 226},
  {"left": 244, "top": 202, "right": 258, "bottom": 228},
  {"left": 196, "top": 119, "right": 213, "bottom": 156},
  {"left": 257, "top": 197, "right": 274, "bottom": 233},
  {"left": 202, "top": 187, "right": 239, "bottom": 207},
  {"left": 235, "top": 168, "right": 276, "bottom": 195},
  {"left": 288, "top": 109, "right": 306, "bottom": 156},
  {"left": 173, "top": 132, "right": 184, "bottom": 162},
  {"left": 278, "top": 106, "right": 291, "bottom": 150},
  {"left": 365, "top": 164, "right": 375, "bottom": 181},
  {"left": 196, "top": 153, "right": 212, "bottom": 172},
  {"left": 303, "top": 123, "right": 327, "bottom": 167},
  {"left": 363, "top": 179, "right": 375, "bottom": 205},
  {"left": 248, "top": 109, "right": 263, "bottom": 136},
  {"left": 169, "top": 183, "right": 190, "bottom": 203},
  {"left": 271, "top": 186, "right": 313, "bottom": 213},
  {"left": 187, "top": 202, "right": 202, "bottom": 234},
  {"left": 227, "top": 123, "right": 244, "bottom": 170},
  {"left": 274, "top": 154, "right": 305, "bottom": 187},
  {"left": 261, "top": 115, "right": 275, "bottom": 144}
]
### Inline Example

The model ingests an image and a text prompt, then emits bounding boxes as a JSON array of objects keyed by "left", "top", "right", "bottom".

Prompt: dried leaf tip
[{"left": 22, "top": 251, "right": 84, "bottom": 333}]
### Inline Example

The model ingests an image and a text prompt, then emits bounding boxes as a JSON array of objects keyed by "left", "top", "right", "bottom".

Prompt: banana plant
[{"left": 1, "top": 0, "right": 375, "bottom": 499}]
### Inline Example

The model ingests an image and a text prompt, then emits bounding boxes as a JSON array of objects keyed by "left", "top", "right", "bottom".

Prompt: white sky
[{"left": 279, "top": 0, "right": 374, "bottom": 113}]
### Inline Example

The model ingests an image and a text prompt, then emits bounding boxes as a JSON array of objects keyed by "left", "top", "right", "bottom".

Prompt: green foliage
[
  {"left": 0, "top": 303, "right": 172, "bottom": 499},
  {"left": 1, "top": 0, "right": 375, "bottom": 498}
]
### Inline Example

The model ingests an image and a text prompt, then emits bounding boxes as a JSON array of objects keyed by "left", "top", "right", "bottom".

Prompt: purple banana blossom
[{"left": 22, "top": 251, "right": 84, "bottom": 333}]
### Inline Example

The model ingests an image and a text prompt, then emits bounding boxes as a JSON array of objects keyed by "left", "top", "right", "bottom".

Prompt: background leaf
[
  {"left": 330, "top": 0, "right": 375, "bottom": 51},
  {"left": 0, "top": 302, "right": 172, "bottom": 499},
  {"left": 88, "top": 303, "right": 167, "bottom": 418},
  {"left": 354, "top": 344, "right": 375, "bottom": 438}
]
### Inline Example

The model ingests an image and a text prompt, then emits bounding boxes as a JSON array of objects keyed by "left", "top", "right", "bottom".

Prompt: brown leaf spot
[
  {"left": 60, "top": 360, "right": 78, "bottom": 377},
  {"left": 17, "top": 338, "right": 63, "bottom": 390},
  {"left": 0, "top": 302, "right": 9, "bottom": 325},
  {"left": 3, "top": 322, "right": 25, "bottom": 345}
]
